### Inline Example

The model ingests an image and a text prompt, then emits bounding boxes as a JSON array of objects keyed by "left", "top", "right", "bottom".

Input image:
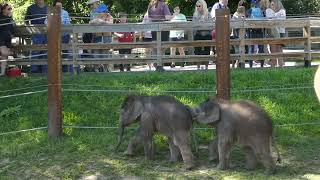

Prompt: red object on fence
[{"left": 6, "top": 67, "right": 21, "bottom": 77}]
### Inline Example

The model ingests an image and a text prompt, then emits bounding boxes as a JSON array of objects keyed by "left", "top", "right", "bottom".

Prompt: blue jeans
[{"left": 31, "top": 34, "right": 47, "bottom": 73}]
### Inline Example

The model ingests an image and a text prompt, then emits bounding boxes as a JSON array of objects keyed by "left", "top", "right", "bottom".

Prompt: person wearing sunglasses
[{"left": 0, "top": 3, "right": 15, "bottom": 76}]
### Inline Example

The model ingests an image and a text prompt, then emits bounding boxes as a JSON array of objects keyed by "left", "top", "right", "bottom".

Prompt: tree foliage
[{"left": 1, "top": 0, "right": 320, "bottom": 24}]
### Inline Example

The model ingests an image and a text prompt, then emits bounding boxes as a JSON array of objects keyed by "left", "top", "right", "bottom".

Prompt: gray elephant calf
[
  {"left": 192, "top": 98, "right": 281, "bottom": 174},
  {"left": 115, "top": 94, "right": 195, "bottom": 170}
]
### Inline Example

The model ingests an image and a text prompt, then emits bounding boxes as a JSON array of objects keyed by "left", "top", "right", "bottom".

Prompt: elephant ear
[
  {"left": 196, "top": 100, "right": 221, "bottom": 125},
  {"left": 121, "top": 94, "right": 144, "bottom": 125}
]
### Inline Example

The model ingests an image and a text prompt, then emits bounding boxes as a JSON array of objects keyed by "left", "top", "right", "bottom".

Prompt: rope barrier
[
  {"left": 0, "top": 90, "right": 47, "bottom": 99},
  {"left": 1, "top": 121, "right": 320, "bottom": 136}
]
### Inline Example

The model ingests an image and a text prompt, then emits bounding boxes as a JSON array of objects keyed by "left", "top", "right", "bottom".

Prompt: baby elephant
[
  {"left": 115, "top": 94, "right": 195, "bottom": 170},
  {"left": 192, "top": 98, "right": 281, "bottom": 174}
]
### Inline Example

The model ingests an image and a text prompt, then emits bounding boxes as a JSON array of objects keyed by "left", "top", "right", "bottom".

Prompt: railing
[{"left": 8, "top": 17, "right": 320, "bottom": 68}]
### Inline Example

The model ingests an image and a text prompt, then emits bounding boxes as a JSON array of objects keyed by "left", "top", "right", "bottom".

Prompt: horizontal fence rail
[{"left": 6, "top": 17, "right": 320, "bottom": 67}]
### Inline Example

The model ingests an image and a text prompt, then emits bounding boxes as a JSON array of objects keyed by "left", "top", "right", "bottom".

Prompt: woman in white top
[{"left": 272, "top": 0, "right": 286, "bottom": 67}]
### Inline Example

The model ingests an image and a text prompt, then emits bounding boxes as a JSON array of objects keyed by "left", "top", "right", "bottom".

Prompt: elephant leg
[
  {"left": 173, "top": 132, "right": 195, "bottom": 170},
  {"left": 243, "top": 146, "right": 258, "bottom": 170},
  {"left": 254, "top": 139, "right": 276, "bottom": 174},
  {"left": 209, "top": 138, "right": 219, "bottom": 161},
  {"left": 124, "top": 133, "right": 143, "bottom": 156},
  {"left": 168, "top": 137, "right": 181, "bottom": 162},
  {"left": 217, "top": 137, "right": 233, "bottom": 170},
  {"left": 143, "top": 136, "right": 155, "bottom": 160}
]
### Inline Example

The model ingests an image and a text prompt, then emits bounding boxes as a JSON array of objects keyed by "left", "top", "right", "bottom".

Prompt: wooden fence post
[
  {"left": 72, "top": 32, "right": 78, "bottom": 74},
  {"left": 238, "top": 23, "right": 246, "bottom": 68},
  {"left": 303, "top": 25, "right": 312, "bottom": 67},
  {"left": 47, "top": 7, "right": 63, "bottom": 138},
  {"left": 215, "top": 9, "right": 231, "bottom": 100},
  {"left": 156, "top": 30, "right": 163, "bottom": 71}
]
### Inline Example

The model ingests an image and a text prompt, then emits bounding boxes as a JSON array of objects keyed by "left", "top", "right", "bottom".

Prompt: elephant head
[
  {"left": 115, "top": 94, "right": 144, "bottom": 151},
  {"left": 193, "top": 99, "right": 221, "bottom": 125}
]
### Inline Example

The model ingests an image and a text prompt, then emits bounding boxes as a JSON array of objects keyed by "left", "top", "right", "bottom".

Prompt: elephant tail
[{"left": 271, "top": 135, "right": 282, "bottom": 164}]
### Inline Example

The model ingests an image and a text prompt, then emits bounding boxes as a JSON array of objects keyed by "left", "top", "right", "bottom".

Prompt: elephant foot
[
  {"left": 265, "top": 167, "right": 276, "bottom": 175},
  {"left": 245, "top": 162, "right": 257, "bottom": 170},
  {"left": 185, "top": 162, "right": 195, "bottom": 171},
  {"left": 124, "top": 150, "right": 134, "bottom": 156},
  {"left": 217, "top": 162, "right": 229, "bottom": 170},
  {"left": 169, "top": 157, "right": 179, "bottom": 163},
  {"left": 209, "top": 155, "right": 218, "bottom": 162}
]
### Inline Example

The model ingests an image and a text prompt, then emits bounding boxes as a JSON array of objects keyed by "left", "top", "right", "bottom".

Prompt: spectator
[
  {"left": 193, "top": 0, "right": 211, "bottom": 70},
  {"left": 210, "top": 0, "right": 229, "bottom": 18},
  {"left": 248, "top": 0, "right": 265, "bottom": 68},
  {"left": 82, "top": 0, "right": 103, "bottom": 61},
  {"left": 272, "top": 0, "right": 286, "bottom": 67},
  {"left": 169, "top": 6, "right": 187, "bottom": 68},
  {"left": 45, "top": 0, "right": 73, "bottom": 73},
  {"left": 25, "top": 0, "right": 48, "bottom": 73},
  {"left": 114, "top": 12, "right": 133, "bottom": 72},
  {"left": 0, "top": 3, "right": 14, "bottom": 76},
  {"left": 140, "top": 12, "right": 153, "bottom": 71},
  {"left": 89, "top": 3, "right": 113, "bottom": 72},
  {"left": 86, "top": 0, "right": 103, "bottom": 20},
  {"left": 147, "top": 0, "right": 171, "bottom": 71},
  {"left": 260, "top": 0, "right": 278, "bottom": 67},
  {"left": 231, "top": 5, "right": 246, "bottom": 68}
]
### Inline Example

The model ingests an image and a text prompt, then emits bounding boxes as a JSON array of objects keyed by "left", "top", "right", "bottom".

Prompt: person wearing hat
[{"left": 86, "top": 0, "right": 104, "bottom": 20}]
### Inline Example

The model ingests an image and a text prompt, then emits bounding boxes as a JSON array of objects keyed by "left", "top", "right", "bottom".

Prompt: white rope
[
  {"left": 0, "top": 85, "right": 48, "bottom": 93},
  {"left": 0, "top": 53, "right": 48, "bottom": 62},
  {"left": 0, "top": 127, "right": 47, "bottom": 136},
  {"left": 62, "top": 88, "right": 214, "bottom": 94},
  {"left": 1, "top": 121, "right": 319, "bottom": 136},
  {"left": 0, "top": 90, "right": 47, "bottom": 99}
]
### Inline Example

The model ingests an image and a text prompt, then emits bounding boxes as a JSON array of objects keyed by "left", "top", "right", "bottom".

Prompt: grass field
[{"left": 0, "top": 67, "right": 319, "bottom": 179}]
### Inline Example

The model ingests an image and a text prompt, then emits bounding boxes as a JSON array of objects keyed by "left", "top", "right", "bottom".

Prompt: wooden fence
[{"left": 8, "top": 17, "right": 320, "bottom": 68}]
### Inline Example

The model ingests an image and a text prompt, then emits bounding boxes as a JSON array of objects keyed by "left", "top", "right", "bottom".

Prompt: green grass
[{"left": 0, "top": 67, "right": 319, "bottom": 179}]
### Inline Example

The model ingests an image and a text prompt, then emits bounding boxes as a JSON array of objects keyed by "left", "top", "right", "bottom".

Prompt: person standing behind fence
[
  {"left": 247, "top": 0, "right": 265, "bottom": 68},
  {"left": 147, "top": 0, "right": 171, "bottom": 71},
  {"left": 114, "top": 12, "right": 133, "bottom": 72},
  {"left": 232, "top": 6, "right": 246, "bottom": 68},
  {"left": 0, "top": 3, "right": 14, "bottom": 76},
  {"left": 272, "top": 0, "right": 286, "bottom": 67},
  {"left": 89, "top": 4, "right": 113, "bottom": 72},
  {"left": 260, "top": 0, "right": 278, "bottom": 68},
  {"left": 169, "top": 6, "right": 187, "bottom": 68},
  {"left": 141, "top": 12, "right": 153, "bottom": 71},
  {"left": 25, "top": 0, "right": 48, "bottom": 73},
  {"left": 210, "top": 0, "right": 229, "bottom": 18},
  {"left": 193, "top": 0, "right": 211, "bottom": 70},
  {"left": 44, "top": 0, "right": 73, "bottom": 73}
]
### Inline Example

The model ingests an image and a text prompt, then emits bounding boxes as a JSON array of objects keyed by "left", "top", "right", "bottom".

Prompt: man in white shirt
[{"left": 210, "top": 0, "right": 229, "bottom": 18}]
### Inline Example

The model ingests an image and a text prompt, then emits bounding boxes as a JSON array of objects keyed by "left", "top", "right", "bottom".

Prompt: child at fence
[
  {"left": 248, "top": 0, "right": 265, "bottom": 68},
  {"left": 140, "top": 12, "right": 153, "bottom": 71},
  {"left": 169, "top": 6, "right": 187, "bottom": 68},
  {"left": 231, "top": 5, "right": 246, "bottom": 68},
  {"left": 89, "top": 4, "right": 113, "bottom": 72},
  {"left": 114, "top": 12, "right": 134, "bottom": 72}
]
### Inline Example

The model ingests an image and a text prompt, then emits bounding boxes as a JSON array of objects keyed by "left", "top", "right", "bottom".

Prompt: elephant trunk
[{"left": 115, "top": 123, "right": 125, "bottom": 151}]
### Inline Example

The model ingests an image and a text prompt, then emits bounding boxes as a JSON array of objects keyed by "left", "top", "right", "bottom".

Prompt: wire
[
  {"left": 1, "top": 121, "right": 320, "bottom": 136},
  {"left": 0, "top": 90, "right": 47, "bottom": 99}
]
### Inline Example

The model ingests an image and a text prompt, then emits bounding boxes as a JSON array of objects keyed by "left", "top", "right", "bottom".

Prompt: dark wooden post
[
  {"left": 215, "top": 9, "right": 231, "bottom": 100},
  {"left": 47, "top": 7, "right": 63, "bottom": 137}
]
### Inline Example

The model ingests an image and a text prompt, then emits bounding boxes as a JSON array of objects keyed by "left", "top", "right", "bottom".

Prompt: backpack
[{"left": 250, "top": 7, "right": 263, "bottom": 19}]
